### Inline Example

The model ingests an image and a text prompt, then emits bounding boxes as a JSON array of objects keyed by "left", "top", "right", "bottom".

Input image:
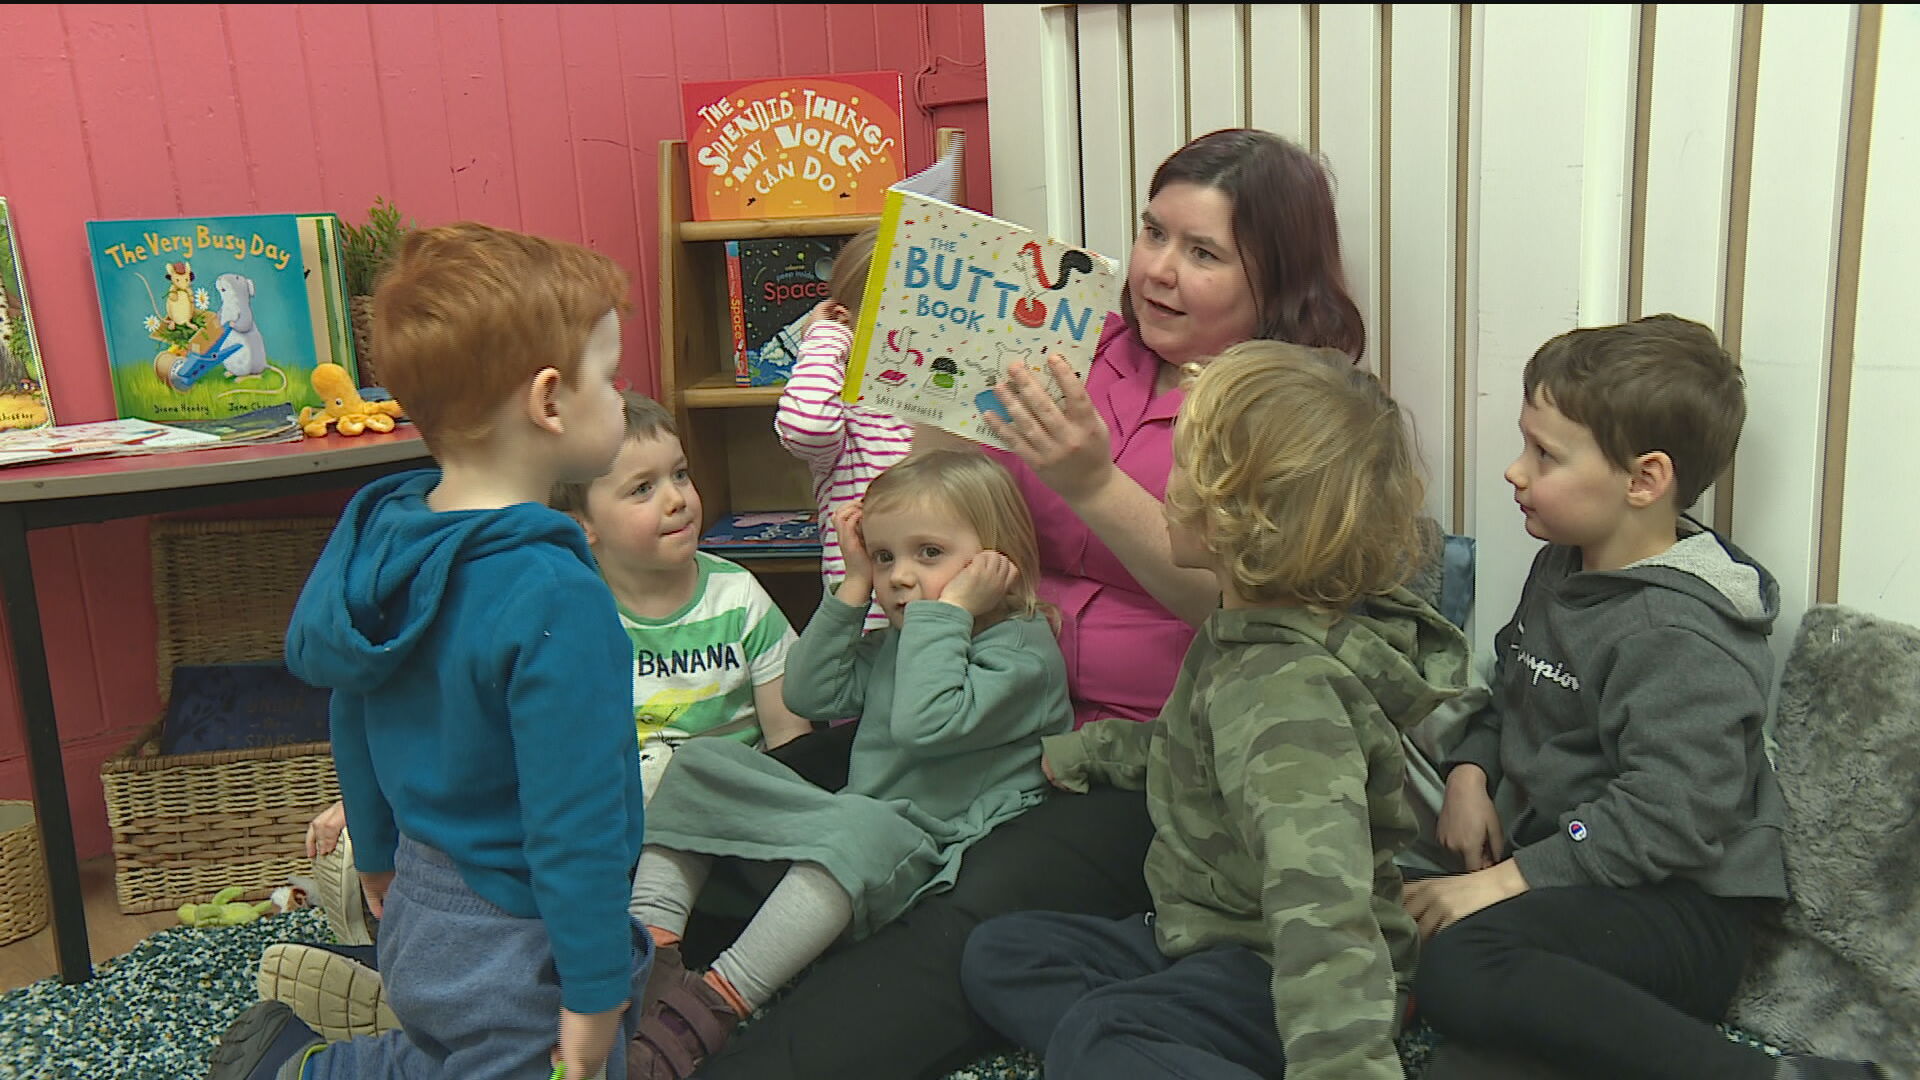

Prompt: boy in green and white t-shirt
[
  {"left": 551, "top": 393, "right": 810, "bottom": 764},
  {"left": 620, "top": 550, "right": 797, "bottom": 748}
]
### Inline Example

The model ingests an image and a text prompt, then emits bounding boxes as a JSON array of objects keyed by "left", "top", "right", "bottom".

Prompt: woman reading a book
[{"left": 699, "top": 128, "right": 1368, "bottom": 1080}]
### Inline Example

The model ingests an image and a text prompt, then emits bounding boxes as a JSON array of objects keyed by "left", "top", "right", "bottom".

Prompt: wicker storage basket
[
  {"left": 0, "top": 800, "right": 50, "bottom": 946},
  {"left": 100, "top": 518, "right": 340, "bottom": 914}
]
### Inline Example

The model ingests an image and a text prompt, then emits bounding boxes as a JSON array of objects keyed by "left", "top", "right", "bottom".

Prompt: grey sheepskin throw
[{"left": 1727, "top": 604, "right": 1920, "bottom": 1072}]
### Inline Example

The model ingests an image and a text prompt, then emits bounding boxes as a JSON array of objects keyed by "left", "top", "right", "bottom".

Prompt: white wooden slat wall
[
  {"left": 1841, "top": 7, "right": 1919, "bottom": 618},
  {"left": 1248, "top": 5, "right": 1312, "bottom": 146},
  {"left": 986, "top": 4, "right": 1913, "bottom": 660},
  {"left": 1316, "top": 5, "right": 1381, "bottom": 374},
  {"left": 1387, "top": 4, "right": 1459, "bottom": 530},
  {"left": 1637, "top": 4, "right": 1743, "bottom": 531},
  {"left": 1187, "top": 5, "right": 1246, "bottom": 134},
  {"left": 1734, "top": 6, "right": 1854, "bottom": 667},
  {"left": 1470, "top": 6, "right": 1595, "bottom": 649}
]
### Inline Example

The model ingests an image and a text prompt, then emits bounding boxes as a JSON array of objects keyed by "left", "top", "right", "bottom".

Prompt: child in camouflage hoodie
[{"left": 961, "top": 341, "right": 1469, "bottom": 1080}]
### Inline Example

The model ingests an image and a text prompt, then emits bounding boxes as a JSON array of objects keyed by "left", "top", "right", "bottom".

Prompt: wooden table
[{"left": 0, "top": 429, "right": 432, "bottom": 983}]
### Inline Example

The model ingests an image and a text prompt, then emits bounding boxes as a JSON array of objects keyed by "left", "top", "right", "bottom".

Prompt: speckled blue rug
[
  {"left": 0, "top": 908, "right": 1785, "bottom": 1080},
  {"left": 0, "top": 908, "right": 335, "bottom": 1080}
]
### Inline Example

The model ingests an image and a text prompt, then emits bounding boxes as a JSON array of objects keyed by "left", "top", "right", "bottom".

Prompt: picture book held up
[{"left": 843, "top": 143, "right": 1120, "bottom": 450}]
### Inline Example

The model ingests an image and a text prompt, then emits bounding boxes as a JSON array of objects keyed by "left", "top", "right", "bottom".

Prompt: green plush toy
[{"left": 177, "top": 886, "right": 275, "bottom": 928}]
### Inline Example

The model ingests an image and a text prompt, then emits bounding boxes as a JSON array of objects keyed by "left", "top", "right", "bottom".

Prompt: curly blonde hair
[
  {"left": 1166, "top": 341, "right": 1425, "bottom": 612},
  {"left": 863, "top": 450, "right": 1045, "bottom": 623}
]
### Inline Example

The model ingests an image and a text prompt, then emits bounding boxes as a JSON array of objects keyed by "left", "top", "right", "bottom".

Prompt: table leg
[{"left": 0, "top": 506, "right": 91, "bottom": 983}]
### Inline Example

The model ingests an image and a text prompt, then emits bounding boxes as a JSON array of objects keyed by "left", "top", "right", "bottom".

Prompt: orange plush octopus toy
[{"left": 301, "top": 363, "right": 406, "bottom": 437}]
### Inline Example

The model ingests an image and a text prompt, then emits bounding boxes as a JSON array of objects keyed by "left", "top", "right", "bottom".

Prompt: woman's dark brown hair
[{"left": 1121, "top": 129, "right": 1366, "bottom": 361}]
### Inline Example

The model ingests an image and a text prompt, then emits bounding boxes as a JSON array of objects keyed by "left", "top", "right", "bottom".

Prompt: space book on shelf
[
  {"left": 841, "top": 137, "right": 1121, "bottom": 450},
  {"left": 698, "top": 509, "right": 822, "bottom": 558},
  {"left": 0, "top": 197, "right": 54, "bottom": 432},
  {"left": 725, "top": 235, "right": 851, "bottom": 387},
  {"left": 85, "top": 212, "right": 356, "bottom": 425}
]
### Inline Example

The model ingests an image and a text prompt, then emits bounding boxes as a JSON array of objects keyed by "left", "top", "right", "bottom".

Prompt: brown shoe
[
  {"left": 637, "top": 938, "right": 688, "bottom": 1019},
  {"left": 627, "top": 969, "right": 738, "bottom": 1080}
]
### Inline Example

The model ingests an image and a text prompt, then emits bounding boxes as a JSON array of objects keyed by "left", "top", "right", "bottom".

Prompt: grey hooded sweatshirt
[{"left": 1446, "top": 527, "right": 1788, "bottom": 899}]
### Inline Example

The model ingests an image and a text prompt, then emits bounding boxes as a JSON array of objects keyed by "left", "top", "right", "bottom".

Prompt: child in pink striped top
[{"left": 774, "top": 227, "right": 913, "bottom": 630}]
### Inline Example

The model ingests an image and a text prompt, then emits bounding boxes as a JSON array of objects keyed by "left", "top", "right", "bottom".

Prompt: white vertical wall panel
[
  {"left": 1578, "top": 5, "right": 1639, "bottom": 326},
  {"left": 1041, "top": 5, "right": 1085, "bottom": 244},
  {"left": 1317, "top": 5, "right": 1382, "bottom": 372},
  {"left": 983, "top": 4, "right": 1082, "bottom": 240},
  {"left": 1638, "top": 3, "right": 1741, "bottom": 528},
  {"left": 1839, "top": 7, "right": 1920, "bottom": 622},
  {"left": 1077, "top": 5, "right": 1137, "bottom": 262},
  {"left": 1130, "top": 4, "right": 1189, "bottom": 205},
  {"left": 1733, "top": 6, "right": 1853, "bottom": 667},
  {"left": 1187, "top": 4, "right": 1246, "bottom": 136},
  {"left": 1247, "top": 4, "right": 1312, "bottom": 145},
  {"left": 1388, "top": 4, "right": 1459, "bottom": 524},
  {"left": 1469, "top": 5, "right": 1595, "bottom": 656},
  {"left": 1639, "top": 5, "right": 1739, "bottom": 325}
]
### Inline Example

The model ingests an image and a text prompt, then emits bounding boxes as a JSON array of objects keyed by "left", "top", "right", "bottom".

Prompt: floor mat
[{"left": 0, "top": 908, "right": 334, "bottom": 1080}]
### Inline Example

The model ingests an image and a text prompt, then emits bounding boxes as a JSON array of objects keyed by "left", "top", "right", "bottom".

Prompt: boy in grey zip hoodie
[{"left": 1408, "top": 315, "right": 1885, "bottom": 1080}]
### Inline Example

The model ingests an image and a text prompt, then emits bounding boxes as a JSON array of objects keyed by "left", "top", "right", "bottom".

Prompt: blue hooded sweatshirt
[{"left": 286, "top": 469, "right": 645, "bottom": 1014}]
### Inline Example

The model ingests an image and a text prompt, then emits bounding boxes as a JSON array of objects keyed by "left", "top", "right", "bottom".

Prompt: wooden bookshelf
[{"left": 657, "top": 131, "right": 964, "bottom": 630}]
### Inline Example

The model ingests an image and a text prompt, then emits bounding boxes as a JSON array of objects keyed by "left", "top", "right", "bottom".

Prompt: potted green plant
[{"left": 338, "top": 197, "right": 413, "bottom": 387}]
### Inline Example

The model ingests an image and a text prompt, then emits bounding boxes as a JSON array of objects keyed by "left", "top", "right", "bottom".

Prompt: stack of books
[
  {"left": 698, "top": 509, "right": 822, "bottom": 560},
  {"left": 0, "top": 404, "right": 306, "bottom": 470}
]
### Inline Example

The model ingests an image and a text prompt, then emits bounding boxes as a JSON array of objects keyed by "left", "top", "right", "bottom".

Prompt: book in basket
[
  {"left": 0, "top": 197, "right": 53, "bottom": 432},
  {"left": 85, "top": 212, "right": 356, "bottom": 425},
  {"left": 842, "top": 190, "right": 1120, "bottom": 450}
]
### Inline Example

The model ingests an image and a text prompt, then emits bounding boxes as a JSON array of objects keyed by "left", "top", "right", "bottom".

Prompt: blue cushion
[
  {"left": 157, "top": 661, "right": 331, "bottom": 755},
  {"left": 1438, "top": 534, "right": 1475, "bottom": 631}
]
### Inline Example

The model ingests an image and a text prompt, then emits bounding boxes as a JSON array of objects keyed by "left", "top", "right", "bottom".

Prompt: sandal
[{"left": 626, "top": 971, "right": 738, "bottom": 1080}]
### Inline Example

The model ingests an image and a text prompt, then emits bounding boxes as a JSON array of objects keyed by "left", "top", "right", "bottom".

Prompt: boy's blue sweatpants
[{"left": 305, "top": 835, "right": 653, "bottom": 1080}]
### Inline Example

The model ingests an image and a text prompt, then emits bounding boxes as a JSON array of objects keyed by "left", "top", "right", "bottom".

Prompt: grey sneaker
[
  {"left": 257, "top": 942, "right": 396, "bottom": 1042},
  {"left": 308, "top": 827, "right": 374, "bottom": 947}
]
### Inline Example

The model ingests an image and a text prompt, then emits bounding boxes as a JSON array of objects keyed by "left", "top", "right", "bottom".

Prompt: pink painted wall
[{"left": 0, "top": 3, "right": 989, "bottom": 858}]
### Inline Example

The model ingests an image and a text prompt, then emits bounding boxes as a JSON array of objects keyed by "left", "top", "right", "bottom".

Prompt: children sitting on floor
[
  {"left": 962, "top": 341, "right": 1470, "bottom": 1080},
  {"left": 773, "top": 227, "right": 912, "bottom": 631},
  {"left": 626, "top": 449, "right": 1072, "bottom": 1077},
  {"left": 1407, "top": 314, "right": 1888, "bottom": 1080}
]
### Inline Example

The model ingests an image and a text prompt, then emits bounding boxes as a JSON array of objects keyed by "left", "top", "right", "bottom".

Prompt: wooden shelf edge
[
  {"left": 679, "top": 214, "right": 879, "bottom": 242},
  {"left": 699, "top": 553, "right": 820, "bottom": 574},
  {"left": 683, "top": 377, "right": 786, "bottom": 409}
]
